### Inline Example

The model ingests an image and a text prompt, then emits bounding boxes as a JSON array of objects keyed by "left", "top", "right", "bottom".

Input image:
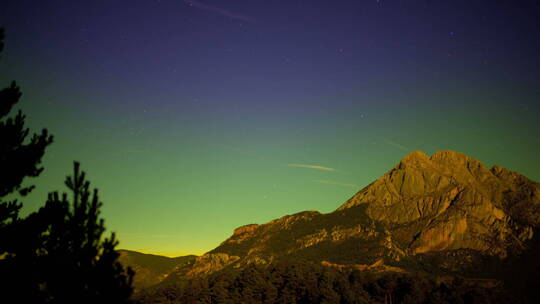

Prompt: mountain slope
[
  {"left": 338, "top": 150, "right": 539, "bottom": 257},
  {"left": 117, "top": 250, "right": 196, "bottom": 290},
  {"left": 161, "top": 150, "right": 539, "bottom": 282}
]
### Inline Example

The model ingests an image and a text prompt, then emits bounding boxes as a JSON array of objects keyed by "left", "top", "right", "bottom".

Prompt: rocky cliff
[
  {"left": 153, "top": 150, "right": 540, "bottom": 285},
  {"left": 338, "top": 150, "right": 539, "bottom": 258}
]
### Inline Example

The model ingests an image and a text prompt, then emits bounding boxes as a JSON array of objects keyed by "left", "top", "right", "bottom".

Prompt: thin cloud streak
[
  {"left": 315, "top": 180, "right": 360, "bottom": 188},
  {"left": 383, "top": 139, "right": 408, "bottom": 151},
  {"left": 287, "top": 164, "right": 337, "bottom": 172},
  {"left": 184, "top": 0, "right": 257, "bottom": 24}
]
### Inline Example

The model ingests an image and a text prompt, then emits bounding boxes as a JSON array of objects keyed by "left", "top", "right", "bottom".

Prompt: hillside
[
  {"left": 131, "top": 150, "right": 540, "bottom": 303},
  {"left": 117, "top": 250, "right": 196, "bottom": 290}
]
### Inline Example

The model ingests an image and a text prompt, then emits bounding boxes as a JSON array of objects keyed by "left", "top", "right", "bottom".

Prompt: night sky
[{"left": 1, "top": 0, "right": 539, "bottom": 256}]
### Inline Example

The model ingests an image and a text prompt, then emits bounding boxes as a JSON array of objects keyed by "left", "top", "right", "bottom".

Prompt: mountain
[
  {"left": 162, "top": 150, "right": 538, "bottom": 277},
  {"left": 134, "top": 150, "right": 540, "bottom": 303},
  {"left": 117, "top": 250, "right": 196, "bottom": 290}
]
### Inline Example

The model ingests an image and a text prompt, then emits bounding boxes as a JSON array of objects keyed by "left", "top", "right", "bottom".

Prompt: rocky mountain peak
[
  {"left": 150, "top": 150, "right": 539, "bottom": 285},
  {"left": 134, "top": 151, "right": 540, "bottom": 303},
  {"left": 341, "top": 150, "right": 499, "bottom": 211},
  {"left": 397, "top": 149, "right": 485, "bottom": 172},
  {"left": 430, "top": 149, "right": 469, "bottom": 164},
  {"left": 233, "top": 224, "right": 259, "bottom": 236},
  {"left": 399, "top": 150, "right": 430, "bottom": 166},
  {"left": 334, "top": 150, "right": 539, "bottom": 257}
]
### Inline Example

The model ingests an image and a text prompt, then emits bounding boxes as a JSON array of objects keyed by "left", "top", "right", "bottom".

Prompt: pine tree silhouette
[
  {"left": 0, "top": 28, "right": 133, "bottom": 303},
  {"left": 0, "top": 27, "right": 53, "bottom": 247},
  {"left": 22, "top": 162, "right": 134, "bottom": 303}
]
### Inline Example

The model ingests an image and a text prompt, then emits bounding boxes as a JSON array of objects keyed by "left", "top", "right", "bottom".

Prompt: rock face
[
  {"left": 185, "top": 253, "right": 240, "bottom": 277},
  {"left": 156, "top": 150, "right": 540, "bottom": 284},
  {"left": 338, "top": 150, "right": 539, "bottom": 257}
]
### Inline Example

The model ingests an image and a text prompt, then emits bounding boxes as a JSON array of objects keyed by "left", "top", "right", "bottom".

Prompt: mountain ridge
[
  {"left": 124, "top": 150, "right": 540, "bottom": 301},
  {"left": 117, "top": 250, "right": 197, "bottom": 290},
  {"left": 162, "top": 150, "right": 539, "bottom": 280}
]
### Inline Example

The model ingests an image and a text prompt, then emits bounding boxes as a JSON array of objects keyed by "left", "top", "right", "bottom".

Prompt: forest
[{"left": 136, "top": 260, "right": 518, "bottom": 304}]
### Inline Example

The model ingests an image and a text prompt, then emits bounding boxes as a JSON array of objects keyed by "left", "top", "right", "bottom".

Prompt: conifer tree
[
  {"left": 0, "top": 27, "right": 53, "bottom": 250},
  {"left": 22, "top": 162, "right": 134, "bottom": 303},
  {"left": 0, "top": 28, "right": 133, "bottom": 303}
]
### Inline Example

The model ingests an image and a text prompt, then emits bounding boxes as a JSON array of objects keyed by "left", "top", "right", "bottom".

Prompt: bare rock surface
[{"left": 129, "top": 150, "right": 540, "bottom": 287}]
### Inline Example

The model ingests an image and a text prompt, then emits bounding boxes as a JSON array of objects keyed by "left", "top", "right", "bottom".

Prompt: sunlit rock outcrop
[
  {"left": 185, "top": 253, "right": 240, "bottom": 277},
  {"left": 144, "top": 150, "right": 540, "bottom": 286},
  {"left": 337, "top": 150, "right": 538, "bottom": 257}
]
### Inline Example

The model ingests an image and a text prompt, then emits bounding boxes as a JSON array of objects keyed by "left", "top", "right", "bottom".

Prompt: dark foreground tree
[
  {"left": 2, "top": 163, "right": 134, "bottom": 303},
  {"left": 0, "top": 28, "right": 133, "bottom": 303},
  {"left": 15, "top": 163, "right": 134, "bottom": 303},
  {"left": 0, "top": 27, "right": 53, "bottom": 250}
]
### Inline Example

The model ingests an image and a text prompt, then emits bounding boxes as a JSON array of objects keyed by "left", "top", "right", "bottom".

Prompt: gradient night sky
[{"left": 1, "top": 0, "right": 539, "bottom": 256}]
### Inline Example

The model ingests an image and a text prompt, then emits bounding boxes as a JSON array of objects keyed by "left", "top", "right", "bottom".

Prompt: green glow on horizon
[
  {"left": 12, "top": 88, "right": 540, "bottom": 256},
  {"left": 2, "top": 1, "right": 539, "bottom": 256}
]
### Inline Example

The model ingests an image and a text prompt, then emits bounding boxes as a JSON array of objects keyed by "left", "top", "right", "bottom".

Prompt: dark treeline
[
  {"left": 0, "top": 28, "right": 134, "bottom": 303},
  {"left": 137, "top": 260, "right": 519, "bottom": 304}
]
